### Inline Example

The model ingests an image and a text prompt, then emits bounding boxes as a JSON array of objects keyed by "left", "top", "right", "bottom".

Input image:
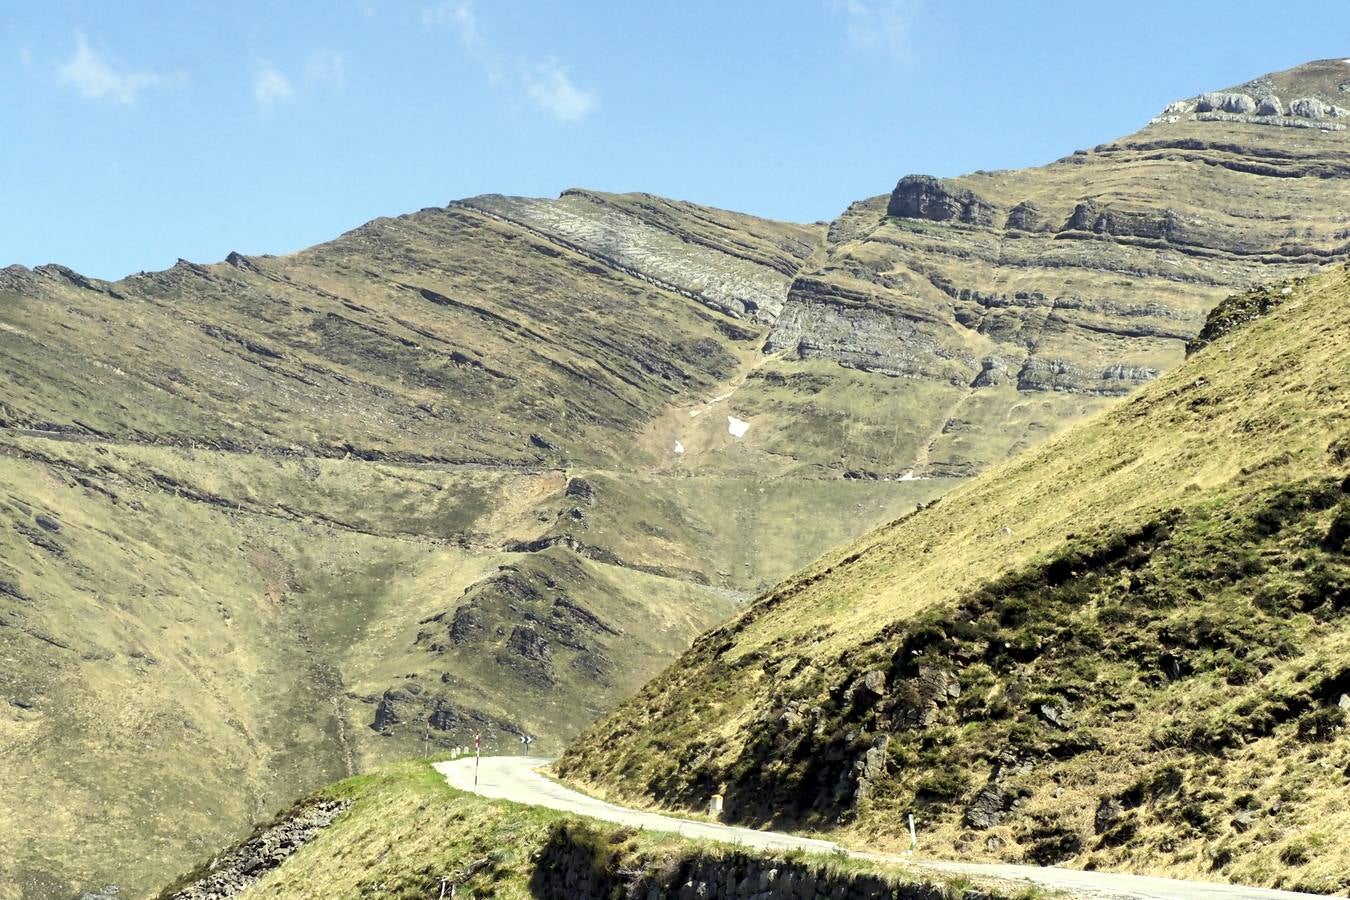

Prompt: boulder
[
  {"left": 564, "top": 477, "right": 596, "bottom": 504},
  {"left": 1256, "top": 95, "right": 1285, "bottom": 116},
  {"left": 971, "top": 357, "right": 1009, "bottom": 388},
  {"left": 1196, "top": 92, "right": 1257, "bottom": 114},
  {"left": 1094, "top": 797, "right": 1124, "bottom": 833},
  {"left": 1037, "top": 702, "right": 1071, "bottom": 729},
  {"left": 1290, "top": 97, "right": 1330, "bottom": 119}
]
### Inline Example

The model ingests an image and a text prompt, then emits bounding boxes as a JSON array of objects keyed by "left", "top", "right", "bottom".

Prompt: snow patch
[
  {"left": 673, "top": 440, "right": 685, "bottom": 455},
  {"left": 727, "top": 416, "right": 750, "bottom": 438},
  {"left": 897, "top": 470, "right": 926, "bottom": 482}
]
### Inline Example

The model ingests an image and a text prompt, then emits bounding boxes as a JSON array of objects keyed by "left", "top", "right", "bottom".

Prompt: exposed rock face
[
  {"left": 1196, "top": 91, "right": 1258, "bottom": 114},
  {"left": 850, "top": 734, "right": 890, "bottom": 802},
  {"left": 564, "top": 477, "right": 596, "bottom": 504},
  {"left": 765, "top": 58, "right": 1350, "bottom": 435},
  {"left": 887, "top": 175, "right": 995, "bottom": 226},
  {"left": 765, "top": 286, "right": 972, "bottom": 383},
  {"left": 1186, "top": 281, "right": 1294, "bottom": 355},
  {"left": 455, "top": 190, "right": 819, "bottom": 322},
  {"left": 167, "top": 799, "right": 350, "bottom": 900},
  {"left": 1004, "top": 200, "right": 1046, "bottom": 232},
  {"left": 1154, "top": 60, "right": 1350, "bottom": 130}
]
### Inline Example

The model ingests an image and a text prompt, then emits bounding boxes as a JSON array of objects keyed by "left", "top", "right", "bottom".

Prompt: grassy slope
[
  {"left": 0, "top": 434, "right": 751, "bottom": 897},
  {"left": 161, "top": 758, "right": 998, "bottom": 900},
  {"left": 0, "top": 191, "right": 968, "bottom": 898},
  {"left": 559, "top": 264, "right": 1350, "bottom": 894}
]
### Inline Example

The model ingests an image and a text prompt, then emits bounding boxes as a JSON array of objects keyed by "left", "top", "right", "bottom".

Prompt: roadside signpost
[
  {"left": 519, "top": 733, "right": 534, "bottom": 754},
  {"left": 474, "top": 731, "right": 481, "bottom": 786}
]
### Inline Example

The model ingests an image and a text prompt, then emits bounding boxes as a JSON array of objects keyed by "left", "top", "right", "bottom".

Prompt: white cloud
[
  {"left": 424, "top": 0, "right": 595, "bottom": 122},
  {"left": 423, "top": 0, "right": 482, "bottom": 50},
  {"left": 304, "top": 50, "right": 346, "bottom": 87},
  {"left": 253, "top": 63, "right": 295, "bottom": 109},
  {"left": 56, "top": 33, "right": 181, "bottom": 104},
  {"left": 525, "top": 61, "right": 596, "bottom": 123},
  {"left": 832, "top": 0, "right": 920, "bottom": 62}
]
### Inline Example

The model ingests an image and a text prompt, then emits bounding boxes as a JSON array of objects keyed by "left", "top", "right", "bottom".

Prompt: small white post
[
  {"left": 474, "top": 731, "right": 481, "bottom": 786},
  {"left": 908, "top": 814, "right": 917, "bottom": 854}
]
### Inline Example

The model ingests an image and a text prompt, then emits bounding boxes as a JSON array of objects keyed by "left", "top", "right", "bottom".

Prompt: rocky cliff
[{"left": 761, "top": 59, "right": 1350, "bottom": 475}]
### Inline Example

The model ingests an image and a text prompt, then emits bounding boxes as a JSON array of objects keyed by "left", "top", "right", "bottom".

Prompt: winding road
[{"left": 435, "top": 756, "right": 1330, "bottom": 900}]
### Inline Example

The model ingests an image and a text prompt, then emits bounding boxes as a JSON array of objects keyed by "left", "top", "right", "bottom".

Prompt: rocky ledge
[{"left": 163, "top": 799, "right": 351, "bottom": 899}]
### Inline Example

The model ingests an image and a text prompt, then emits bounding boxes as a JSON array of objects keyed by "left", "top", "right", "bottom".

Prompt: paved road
[{"left": 436, "top": 756, "right": 1330, "bottom": 900}]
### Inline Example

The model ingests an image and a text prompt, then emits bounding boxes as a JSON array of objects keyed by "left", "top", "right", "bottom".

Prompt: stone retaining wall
[{"left": 530, "top": 822, "right": 1004, "bottom": 900}]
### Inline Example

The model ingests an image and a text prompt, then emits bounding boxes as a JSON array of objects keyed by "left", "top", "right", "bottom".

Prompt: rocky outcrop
[
  {"left": 1196, "top": 91, "right": 1258, "bottom": 114},
  {"left": 1062, "top": 201, "right": 1183, "bottom": 242},
  {"left": 887, "top": 175, "right": 995, "bottom": 226},
  {"left": 963, "top": 753, "right": 1033, "bottom": 830},
  {"left": 1290, "top": 97, "right": 1348, "bottom": 119},
  {"left": 970, "top": 357, "right": 1009, "bottom": 388},
  {"left": 765, "top": 283, "right": 974, "bottom": 383},
  {"left": 1185, "top": 281, "right": 1295, "bottom": 355},
  {"left": 1152, "top": 61, "right": 1350, "bottom": 131},
  {"left": 1003, "top": 201, "right": 1046, "bottom": 232},
  {"left": 370, "top": 683, "right": 425, "bottom": 732},
  {"left": 456, "top": 191, "right": 820, "bottom": 323},
  {"left": 500, "top": 624, "right": 556, "bottom": 683},
  {"left": 165, "top": 799, "right": 350, "bottom": 900},
  {"left": 1016, "top": 357, "right": 1159, "bottom": 396},
  {"left": 369, "top": 680, "right": 518, "bottom": 743}
]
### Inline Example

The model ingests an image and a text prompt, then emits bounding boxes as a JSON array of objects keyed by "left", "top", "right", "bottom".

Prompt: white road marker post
[
  {"left": 908, "top": 814, "right": 917, "bottom": 854},
  {"left": 474, "top": 731, "right": 482, "bottom": 787}
]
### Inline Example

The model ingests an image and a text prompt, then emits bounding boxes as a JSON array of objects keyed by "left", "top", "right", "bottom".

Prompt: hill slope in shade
[
  {"left": 559, "top": 262, "right": 1350, "bottom": 895},
  {"left": 3, "top": 59, "right": 1350, "bottom": 898}
]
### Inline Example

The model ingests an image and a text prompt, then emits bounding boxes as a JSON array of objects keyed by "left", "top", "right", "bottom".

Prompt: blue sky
[{"left": 3, "top": 1, "right": 1347, "bottom": 279}]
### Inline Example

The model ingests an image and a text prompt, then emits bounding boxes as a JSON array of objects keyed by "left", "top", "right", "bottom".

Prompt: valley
[{"left": 2, "top": 56, "right": 1349, "bottom": 900}]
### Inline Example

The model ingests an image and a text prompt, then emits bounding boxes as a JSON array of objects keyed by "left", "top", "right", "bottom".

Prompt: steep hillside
[
  {"left": 153, "top": 759, "right": 1002, "bottom": 900},
  {"left": 0, "top": 193, "right": 948, "bottom": 898},
  {"left": 559, "top": 262, "right": 1350, "bottom": 895}
]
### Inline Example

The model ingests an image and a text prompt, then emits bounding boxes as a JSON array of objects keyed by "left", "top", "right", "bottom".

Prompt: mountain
[
  {"left": 4, "top": 59, "right": 1350, "bottom": 898},
  {"left": 558, "top": 258, "right": 1350, "bottom": 895},
  {"left": 0, "top": 193, "right": 944, "bottom": 897}
]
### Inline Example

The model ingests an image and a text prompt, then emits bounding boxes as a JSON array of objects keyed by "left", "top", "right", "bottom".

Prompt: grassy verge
[{"left": 164, "top": 758, "right": 1034, "bottom": 899}]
